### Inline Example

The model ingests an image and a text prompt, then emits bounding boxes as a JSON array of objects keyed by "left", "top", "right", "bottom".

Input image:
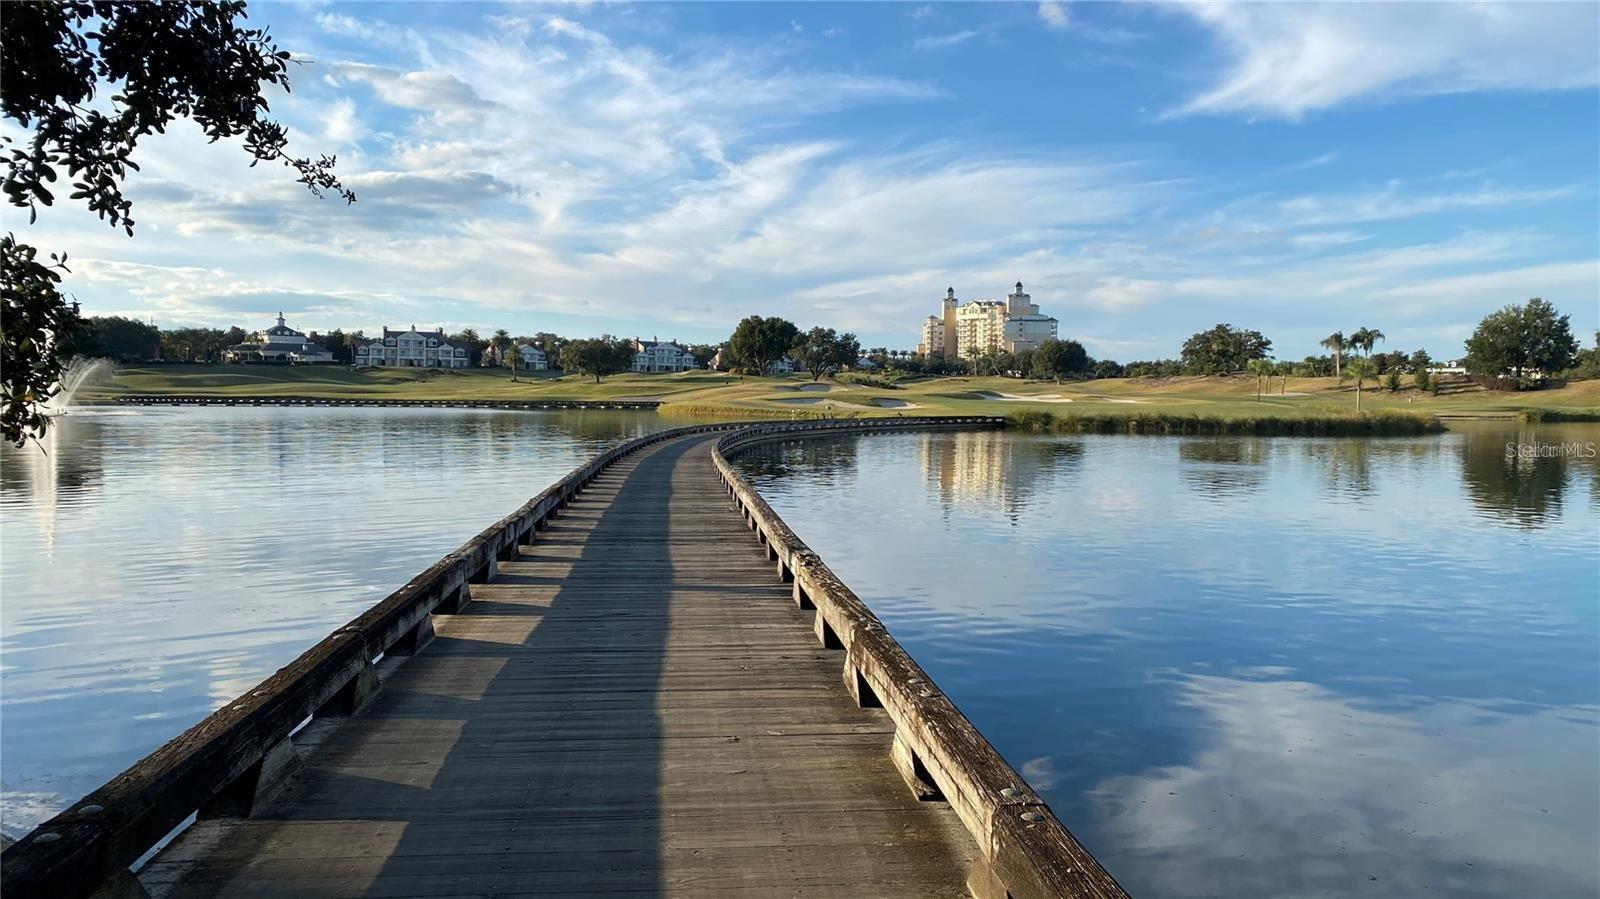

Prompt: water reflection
[
  {"left": 1178, "top": 439, "right": 1271, "bottom": 497},
  {"left": 1085, "top": 673, "right": 1598, "bottom": 898},
  {"left": 736, "top": 424, "right": 1600, "bottom": 898},
  {"left": 921, "top": 431, "right": 1082, "bottom": 520},
  {"left": 0, "top": 406, "right": 663, "bottom": 835},
  {"left": 1456, "top": 426, "right": 1576, "bottom": 529}
]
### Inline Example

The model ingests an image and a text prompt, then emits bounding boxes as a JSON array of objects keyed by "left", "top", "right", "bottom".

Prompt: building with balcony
[
  {"left": 515, "top": 343, "right": 550, "bottom": 371},
  {"left": 631, "top": 338, "right": 698, "bottom": 373},
  {"left": 352, "top": 326, "right": 470, "bottom": 368},
  {"left": 916, "top": 282, "right": 1058, "bottom": 361}
]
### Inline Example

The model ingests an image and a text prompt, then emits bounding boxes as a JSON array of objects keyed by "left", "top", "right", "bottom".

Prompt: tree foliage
[
  {"left": 1343, "top": 357, "right": 1377, "bottom": 411},
  {"left": 788, "top": 327, "right": 860, "bottom": 381},
  {"left": 1463, "top": 298, "right": 1579, "bottom": 387},
  {"left": 66, "top": 314, "right": 161, "bottom": 361},
  {"left": 503, "top": 343, "right": 521, "bottom": 381},
  {"left": 686, "top": 343, "right": 719, "bottom": 369},
  {"left": 1, "top": 0, "right": 351, "bottom": 443},
  {"left": 562, "top": 337, "right": 633, "bottom": 383},
  {"left": 728, "top": 315, "right": 799, "bottom": 375},
  {"left": 1033, "top": 339, "right": 1089, "bottom": 382},
  {"left": 1319, "top": 331, "right": 1347, "bottom": 377},
  {"left": 1246, "top": 357, "right": 1275, "bottom": 401},
  {"left": 1180, "top": 324, "right": 1272, "bottom": 375},
  {"left": 1349, "top": 326, "right": 1386, "bottom": 357},
  {"left": 1, "top": 236, "right": 76, "bottom": 445}
]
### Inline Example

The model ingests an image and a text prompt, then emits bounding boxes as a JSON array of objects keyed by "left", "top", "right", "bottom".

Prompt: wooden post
[
  {"left": 814, "top": 613, "right": 843, "bottom": 650},
  {"left": 315, "top": 659, "right": 379, "bottom": 719},
  {"left": 890, "top": 731, "right": 944, "bottom": 802},
  {"left": 387, "top": 616, "right": 435, "bottom": 656},
  {"left": 198, "top": 735, "right": 301, "bottom": 820},
  {"left": 435, "top": 583, "right": 469, "bottom": 615}
]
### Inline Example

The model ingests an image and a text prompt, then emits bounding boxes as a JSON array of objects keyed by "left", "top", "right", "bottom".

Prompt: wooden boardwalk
[{"left": 141, "top": 434, "right": 975, "bottom": 897}]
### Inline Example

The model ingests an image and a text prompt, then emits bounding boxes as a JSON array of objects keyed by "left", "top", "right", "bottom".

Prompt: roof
[{"left": 381, "top": 326, "right": 448, "bottom": 339}]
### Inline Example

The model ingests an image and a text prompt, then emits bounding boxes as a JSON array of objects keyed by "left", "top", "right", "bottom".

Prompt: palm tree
[
  {"left": 1274, "top": 360, "right": 1295, "bottom": 394},
  {"left": 492, "top": 327, "right": 510, "bottom": 356},
  {"left": 1320, "top": 331, "right": 1348, "bottom": 378},
  {"left": 1350, "top": 326, "right": 1385, "bottom": 358},
  {"left": 1344, "top": 357, "right": 1376, "bottom": 411},
  {"left": 1246, "top": 358, "right": 1273, "bottom": 402},
  {"left": 504, "top": 343, "right": 521, "bottom": 381}
]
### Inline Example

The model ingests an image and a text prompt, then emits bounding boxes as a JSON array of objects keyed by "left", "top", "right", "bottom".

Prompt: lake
[
  {"left": 0, "top": 406, "right": 661, "bottom": 836},
  {"left": 2, "top": 411, "right": 1596, "bottom": 899},
  {"left": 734, "top": 423, "right": 1600, "bottom": 899}
]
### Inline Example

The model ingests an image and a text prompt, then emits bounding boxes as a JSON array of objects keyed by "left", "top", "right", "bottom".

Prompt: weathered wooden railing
[
  {"left": 0, "top": 420, "right": 750, "bottom": 899},
  {"left": 714, "top": 419, "right": 1132, "bottom": 899}
]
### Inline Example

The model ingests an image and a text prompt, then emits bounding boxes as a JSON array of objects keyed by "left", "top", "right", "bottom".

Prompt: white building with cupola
[
  {"left": 917, "top": 281, "right": 1058, "bottom": 361},
  {"left": 222, "top": 313, "right": 334, "bottom": 364},
  {"left": 352, "top": 326, "right": 470, "bottom": 368}
]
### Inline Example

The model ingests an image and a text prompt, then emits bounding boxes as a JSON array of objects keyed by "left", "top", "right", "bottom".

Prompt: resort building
[
  {"left": 515, "top": 343, "right": 550, "bottom": 371},
  {"left": 222, "top": 313, "right": 334, "bottom": 364},
  {"left": 916, "top": 282, "right": 1058, "bottom": 361},
  {"left": 631, "top": 338, "right": 698, "bottom": 373},
  {"left": 919, "top": 313, "right": 947, "bottom": 358},
  {"left": 352, "top": 326, "right": 470, "bottom": 368}
]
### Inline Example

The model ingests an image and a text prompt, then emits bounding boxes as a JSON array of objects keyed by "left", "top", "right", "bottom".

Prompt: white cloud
[
  {"left": 320, "top": 97, "right": 361, "bottom": 145},
  {"left": 12, "top": 6, "right": 1594, "bottom": 357},
  {"left": 1085, "top": 276, "right": 1160, "bottom": 309},
  {"left": 330, "top": 62, "right": 491, "bottom": 124},
  {"left": 1088, "top": 675, "right": 1598, "bottom": 897},
  {"left": 914, "top": 30, "right": 984, "bottom": 52},
  {"left": 1172, "top": 2, "right": 1600, "bottom": 119},
  {"left": 1038, "top": 1, "right": 1070, "bottom": 31},
  {"left": 1276, "top": 182, "right": 1581, "bottom": 227}
]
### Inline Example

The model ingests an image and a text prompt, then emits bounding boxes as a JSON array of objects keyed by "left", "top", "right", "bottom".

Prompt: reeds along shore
[
  {"left": 660, "top": 402, "right": 1449, "bottom": 435},
  {"left": 1519, "top": 408, "right": 1600, "bottom": 423},
  {"left": 1003, "top": 408, "right": 1447, "bottom": 436}
]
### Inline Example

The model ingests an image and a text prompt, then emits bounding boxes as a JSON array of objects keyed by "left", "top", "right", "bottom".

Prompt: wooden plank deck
[{"left": 141, "top": 433, "right": 975, "bottom": 898}]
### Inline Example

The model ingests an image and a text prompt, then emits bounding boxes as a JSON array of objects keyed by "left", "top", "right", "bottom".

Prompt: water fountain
[{"left": 43, "top": 356, "right": 115, "bottom": 416}]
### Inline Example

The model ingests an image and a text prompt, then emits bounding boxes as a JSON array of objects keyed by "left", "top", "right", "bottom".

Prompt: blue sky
[{"left": 12, "top": 1, "right": 1599, "bottom": 360}]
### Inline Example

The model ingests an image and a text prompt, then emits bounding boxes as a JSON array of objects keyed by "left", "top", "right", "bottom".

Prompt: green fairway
[{"left": 86, "top": 364, "right": 1600, "bottom": 430}]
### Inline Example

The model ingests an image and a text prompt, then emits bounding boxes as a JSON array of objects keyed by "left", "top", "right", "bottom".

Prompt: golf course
[{"left": 84, "top": 364, "right": 1600, "bottom": 434}]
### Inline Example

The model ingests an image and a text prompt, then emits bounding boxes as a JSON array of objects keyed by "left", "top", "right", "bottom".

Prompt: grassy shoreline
[{"left": 80, "top": 364, "right": 1599, "bottom": 434}]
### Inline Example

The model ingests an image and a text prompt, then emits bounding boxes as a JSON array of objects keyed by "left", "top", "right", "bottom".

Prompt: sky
[{"left": 10, "top": 1, "right": 1600, "bottom": 361}]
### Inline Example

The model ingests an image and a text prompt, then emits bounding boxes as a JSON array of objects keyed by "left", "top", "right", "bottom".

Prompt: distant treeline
[{"left": 68, "top": 297, "right": 1599, "bottom": 395}]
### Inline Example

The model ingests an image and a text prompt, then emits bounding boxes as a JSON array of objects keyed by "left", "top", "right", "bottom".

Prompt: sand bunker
[
  {"left": 974, "top": 390, "right": 1074, "bottom": 403},
  {"left": 871, "top": 398, "right": 921, "bottom": 409},
  {"left": 773, "top": 397, "right": 875, "bottom": 410},
  {"left": 1079, "top": 395, "right": 1146, "bottom": 404},
  {"left": 774, "top": 383, "right": 842, "bottom": 393}
]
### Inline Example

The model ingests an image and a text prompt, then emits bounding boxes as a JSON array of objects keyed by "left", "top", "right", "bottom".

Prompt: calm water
[
  {"left": 3, "top": 413, "right": 1596, "bottom": 897},
  {"left": 0, "top": 406, "right": 663, "bottom": 836},
  {"left": 736, "top": 425, "right": 1600, "bottom": 899}
]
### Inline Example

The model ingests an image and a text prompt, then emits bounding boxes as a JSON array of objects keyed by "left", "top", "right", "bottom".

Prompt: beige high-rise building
[{"left": 915, "top": 281, "right": 1057, "bottom": 360}]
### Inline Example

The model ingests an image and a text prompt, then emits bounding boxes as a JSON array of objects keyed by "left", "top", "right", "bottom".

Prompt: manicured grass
[
  {"left": 86, "top": 364, "right": 1600, "bottom": 431},
  {"left": 88, "top": 364, "right": 744, "bottom": 401}
]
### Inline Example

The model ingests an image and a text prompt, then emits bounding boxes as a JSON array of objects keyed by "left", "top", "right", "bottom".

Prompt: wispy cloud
[
  {"left": 914, "top": 29, "right": 984, "bottom": 52},
  {"left": 1170, "top": 2, "right": 1600, "bottom": 119},
  {"left": 1276, "top": 182, "right": 1582, "bottom": 227},
  {"left": 1038, "top": 1, "right": 1069, "bottom": 31}
]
